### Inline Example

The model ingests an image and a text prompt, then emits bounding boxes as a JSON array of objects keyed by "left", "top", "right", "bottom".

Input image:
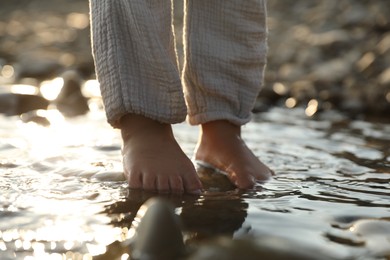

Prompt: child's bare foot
[
  {"left": 120, "top": 114, "right": 202, "bottom": 194},
  {"left": 195, "top": 120, "right": 273, "bottom": 189}
]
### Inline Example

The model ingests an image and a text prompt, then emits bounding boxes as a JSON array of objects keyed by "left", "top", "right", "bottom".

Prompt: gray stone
[{"left": 131, "top": 198, "right": 185, "bottom": 260}]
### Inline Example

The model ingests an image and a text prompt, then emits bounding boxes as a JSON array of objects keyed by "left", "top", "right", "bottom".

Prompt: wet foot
[
  {"left": 120, "top": 114, "right": 202, "bottom": 194},
  {"left": 195, "top": 120, "right": 273, "bottom": 189}
]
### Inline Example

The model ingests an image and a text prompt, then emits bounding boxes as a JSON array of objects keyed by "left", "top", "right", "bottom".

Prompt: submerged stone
[
  {"left": 131, "top": 198, "right": 185, "bottom": 260},
  {"left": 195, "top": 161, "right": 236, "bottom": 192}
]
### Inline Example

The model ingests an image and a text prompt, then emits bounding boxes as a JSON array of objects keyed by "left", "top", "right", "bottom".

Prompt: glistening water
[{"left": 0, "top": 107, "right": 389, "bottom": 259}]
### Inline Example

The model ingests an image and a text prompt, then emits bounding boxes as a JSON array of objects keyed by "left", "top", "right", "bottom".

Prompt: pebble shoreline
[{"left": 0, "top": 0, "right": 389, "bottom": 120}]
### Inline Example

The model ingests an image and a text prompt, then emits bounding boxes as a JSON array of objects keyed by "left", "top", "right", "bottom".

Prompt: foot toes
[
  {"left": 253, "top": 167, "right": 274, "bottom": 180},
  {"left": 143, "top": 175, "right": 157, "bottom": 191},
  {"left": 228, "top": 170, "right": 256, "bottom": 189},
  {"left": 156, "top": 176, "right": 170, "bottom": 193},
  {"left": 128, "top": 171, "right": 143, "bottom": 189},
  {"left": 168, "top": 176, "right": 184, "bottom": 193},
  {"left": 183, "top": 174, "right": 203, "bottom": 194},
  {"left": 236, "top": 177, "right": 256, "bottom": 189}
]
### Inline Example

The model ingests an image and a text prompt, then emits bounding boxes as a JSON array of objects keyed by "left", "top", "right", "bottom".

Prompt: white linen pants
[{"left": 90, "top": 0, "right": 267, "bottom": 128}]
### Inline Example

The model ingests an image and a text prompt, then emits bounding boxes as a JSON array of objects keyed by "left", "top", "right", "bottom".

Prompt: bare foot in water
[
  {"left": 195, "top": 120, "right": 273, "bottom": 189},
  {"left": 120, "top": 114, "right": 202, "bottom": 194}
]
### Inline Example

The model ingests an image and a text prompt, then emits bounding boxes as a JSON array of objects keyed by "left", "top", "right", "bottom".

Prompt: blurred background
[
  {"left": 0, "top": 0, "right": 389, "bottom": 121},
  {"left": 0, "top": 2, "right": 389, "bottom": 259}
]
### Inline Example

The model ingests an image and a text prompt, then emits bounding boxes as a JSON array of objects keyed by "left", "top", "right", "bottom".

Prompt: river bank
[{"left": 0, "top": 0, "right": 389, "bottom": 120}]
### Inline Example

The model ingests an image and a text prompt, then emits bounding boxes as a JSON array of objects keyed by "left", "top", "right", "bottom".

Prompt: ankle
[
  {"left": 200, "top": 120, "right": 241, "bottom": 139},
  {"left": 120, "top": 114, "right": 173, "bottom": 142}
]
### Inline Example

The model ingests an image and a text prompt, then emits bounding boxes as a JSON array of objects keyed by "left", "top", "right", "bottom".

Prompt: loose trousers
[{"left": 90, "top": 0, "right": 267, "bottom": 128}]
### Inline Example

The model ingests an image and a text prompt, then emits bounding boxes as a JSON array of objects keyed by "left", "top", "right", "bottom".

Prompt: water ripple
[{"left": 1, "top": 109, "right": 389, "bottom": 259}]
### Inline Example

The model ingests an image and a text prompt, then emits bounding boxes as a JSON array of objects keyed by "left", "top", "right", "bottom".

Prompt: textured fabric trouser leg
[
  {"left": 90, "top": 0, "right": 267, "bottom": 128},
  {"left": 182, "top": 0, "right": 268, "bottom": 126},
  {"left": 90, "top": 0, "right": 186, "bottom": 128}
]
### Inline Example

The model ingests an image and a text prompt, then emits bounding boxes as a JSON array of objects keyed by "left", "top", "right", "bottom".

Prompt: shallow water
[{"left": 0, "top": 107, "right": 389, "bottom": 259}]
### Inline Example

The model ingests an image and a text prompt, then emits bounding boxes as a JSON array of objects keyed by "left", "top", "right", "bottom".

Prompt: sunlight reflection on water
[{"left": 0, "top": 107, "right": 389, "bottom": 259}]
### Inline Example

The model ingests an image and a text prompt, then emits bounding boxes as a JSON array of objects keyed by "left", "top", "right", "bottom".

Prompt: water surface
[{"left": 0, "top": 107, "right": 389, "bottom": 259}]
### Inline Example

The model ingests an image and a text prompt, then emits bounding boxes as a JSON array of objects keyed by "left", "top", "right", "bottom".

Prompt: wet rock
[
  {"left": 0, "top": 161, "right": 19, "bottom": 168},
  {"left": 254, "top": 86, "right": 284, "bottom": 113},
  {"left": 130, "top": 198, "right": 185, "bottom": 260},
  {"left": 278, "top": 64, "right": 305, "bottom": 82},
  {"left": 20, "top": 109, "right": 50, "bottom": 126},
  {"left": 252, "top": 97, "right": 273, "bottom": 113},
  {"left": 294, "top": 47, "right": 322, "bottom": 67},
  {"left": 55, "top": 70, "right": 89, "bottom": 117},
  {"left": 306, "top": 30, "right": 351, "bottom": 46},
  {"left": 189, "top": 236, "right": 336, "bottom": 260},
  {"left": 340, "top": 98, "right": 365, "bottom": 116},
  {"left": 290, "top": 80, "right": 316, "bottom": 104},
  {"left": 0, "top": 93, "right": 49, "bottom": 116},
  {"left": 338, "top": 3, "right": 370, "bottom": 27},
  {"left": 196, "top": 162, "right": 236, "bottom": 192},
  {"left": 376, "top": 33, "right": 390, "bottom": 54},
  {"left": 93, "top": 145, "right": 121, "bottom": 152},
  {"left": 93, "top": 171, "right": 125, "bottom": 182},
  {"left": 308, "top": 51, "right": 360, "bottom": 83},
  {"left": 378, "top": 67, "right": 390, "bottom": 85},
  {"left": 263, "top": 0, "right": 390, "bottom": 118}
]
